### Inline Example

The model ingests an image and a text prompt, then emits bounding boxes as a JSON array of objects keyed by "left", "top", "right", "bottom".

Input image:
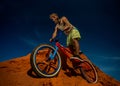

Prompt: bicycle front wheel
[
  {"left": 80, "top": 60, "right": 98, "bottom": 83},
  {"left": 30, "top": 44, "right": 61, "bottom": 78}
]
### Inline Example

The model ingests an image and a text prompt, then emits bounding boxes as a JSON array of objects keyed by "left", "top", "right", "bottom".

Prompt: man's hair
[{"left": 49, "top": 13, "right": 58, "bottom": 19}]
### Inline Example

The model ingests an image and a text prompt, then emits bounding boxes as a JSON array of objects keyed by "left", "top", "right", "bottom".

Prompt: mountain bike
[{"left": 30, "top": 39, "right": 98, "bottom": 83}]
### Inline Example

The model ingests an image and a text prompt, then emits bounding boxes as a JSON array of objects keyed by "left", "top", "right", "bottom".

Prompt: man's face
[{"left": 50, "top": 15, "right": 59, "bottom": 24}]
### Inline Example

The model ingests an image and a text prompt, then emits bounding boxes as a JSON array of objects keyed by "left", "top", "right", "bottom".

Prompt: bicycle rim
[
  {"left": 80, "top": 60, "right": 98, "bottom": 83},
  {"left": 30, "top": 44, "right": 61, "bottom": 77}
]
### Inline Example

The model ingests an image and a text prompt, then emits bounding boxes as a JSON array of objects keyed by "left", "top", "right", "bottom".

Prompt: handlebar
[{"left": 50, "top": 38, "right": 59, "bottom": 43}]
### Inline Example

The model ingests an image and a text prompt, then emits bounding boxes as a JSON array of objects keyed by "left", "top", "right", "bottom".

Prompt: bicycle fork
[{"left": 49, "top": 46, "right": 58, "bottom": 60}]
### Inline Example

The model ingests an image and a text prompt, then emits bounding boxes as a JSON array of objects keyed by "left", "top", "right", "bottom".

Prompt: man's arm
[{"left": 50, "top": 26, "right": 58, "bottom": 42}]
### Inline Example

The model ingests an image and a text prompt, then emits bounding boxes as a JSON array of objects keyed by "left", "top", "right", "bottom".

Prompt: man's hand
[{"left": 49, "top": 38, "right": 54, "bottom": 42}]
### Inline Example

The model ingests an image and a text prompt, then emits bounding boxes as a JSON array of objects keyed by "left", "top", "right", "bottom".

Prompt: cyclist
[{"left": 49, "top": 13, "right": 81, "bottom": 59}]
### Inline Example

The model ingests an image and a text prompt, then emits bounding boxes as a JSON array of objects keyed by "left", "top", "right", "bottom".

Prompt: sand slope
[{"left": 0, "top": 53, "right": 120, "bottom": 86}]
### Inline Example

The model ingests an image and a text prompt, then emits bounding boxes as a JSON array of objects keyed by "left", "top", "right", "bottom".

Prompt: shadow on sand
[{"left": 27, "top": 68, "right": 39, "bottom": 78}]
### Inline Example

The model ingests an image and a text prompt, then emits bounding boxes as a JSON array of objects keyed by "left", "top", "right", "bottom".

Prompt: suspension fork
[{"left": 49, "top": 45, "right": 58, "bottom": 60}]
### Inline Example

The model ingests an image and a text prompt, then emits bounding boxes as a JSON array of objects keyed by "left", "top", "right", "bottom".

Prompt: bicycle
[{"left": 30, "top": 39, "right": 98, "bottom": 83}]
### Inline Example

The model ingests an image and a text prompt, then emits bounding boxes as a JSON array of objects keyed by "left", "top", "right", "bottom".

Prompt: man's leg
[{"left": 72, "top": 38, "right": 80, "bottom": 56}]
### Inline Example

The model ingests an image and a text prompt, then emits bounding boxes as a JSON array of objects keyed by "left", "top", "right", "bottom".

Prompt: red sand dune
[{"left": 0, "top": 53, "right": 120, "bottom": 86}]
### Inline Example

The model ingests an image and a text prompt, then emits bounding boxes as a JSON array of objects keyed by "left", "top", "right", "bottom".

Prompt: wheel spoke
[
  {"left": 46, "top": 66, "right": 51, "bottom": 73},
  {"left": 50, "top": 64, "right": 57, "bottom": 70},
  {"left": 43, "top": 65, "right": 48, "bottom": 71}
]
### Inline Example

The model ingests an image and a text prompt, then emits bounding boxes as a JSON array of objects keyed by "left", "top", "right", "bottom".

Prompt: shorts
[{"left": 66, "top": 27, "right": 81, "bottom": 46}]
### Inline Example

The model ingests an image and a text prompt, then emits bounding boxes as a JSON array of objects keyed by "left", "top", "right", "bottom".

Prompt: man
[{"left": 49, "top": 13, "right": 81, "bottom": 58}]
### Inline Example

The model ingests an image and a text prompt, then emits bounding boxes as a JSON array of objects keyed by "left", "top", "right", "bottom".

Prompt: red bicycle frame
[{"left": 55, "top": 42, "right": 73, "bottom": 59}]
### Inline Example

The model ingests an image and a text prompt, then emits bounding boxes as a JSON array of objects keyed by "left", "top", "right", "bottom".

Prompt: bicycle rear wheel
[
  {"left": 80, "top": 60, "right": 98, "bottom": 83},
  {"left": 30, "top": 44, "right": 61, "bottom": 78}
]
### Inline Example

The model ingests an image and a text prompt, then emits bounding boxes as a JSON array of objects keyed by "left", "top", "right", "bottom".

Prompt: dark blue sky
[{"left": 0, "top": 0, "right": 120, "bottom": 81}]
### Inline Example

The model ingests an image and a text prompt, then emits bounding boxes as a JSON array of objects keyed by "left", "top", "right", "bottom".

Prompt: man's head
[{"left": 49, "top": 13, "right": 59, "bottom": 24}]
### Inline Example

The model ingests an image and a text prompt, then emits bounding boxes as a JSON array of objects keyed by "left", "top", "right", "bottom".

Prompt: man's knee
[{"left": 73, "top": 38, "right": 79, "bottom": 41}]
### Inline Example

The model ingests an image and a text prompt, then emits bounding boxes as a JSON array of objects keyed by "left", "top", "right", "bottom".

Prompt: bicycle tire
[
  {"left": 30, "top": 44, "right": 61, "bottom": 78},
  {"left": 80, "top": 60, "right": 98, "bottom": 83}
]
